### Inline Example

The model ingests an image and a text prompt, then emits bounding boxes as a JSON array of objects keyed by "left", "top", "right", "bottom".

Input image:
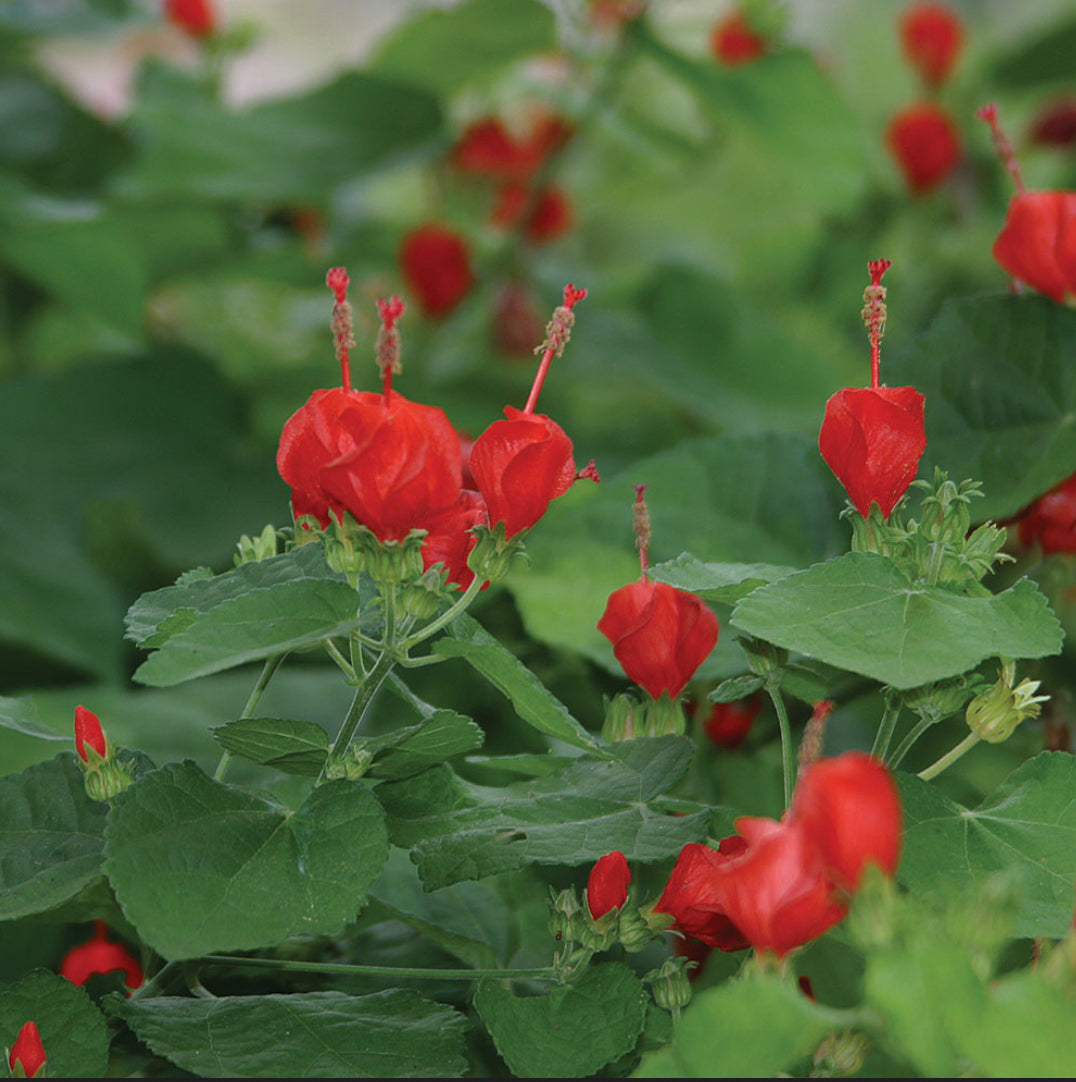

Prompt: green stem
[
  {"left": 322, "top": 650, "right": 396, "bottom": 773},
  {"left": 766, "top": 681, "right": 796, "bottom": 809},
  {"left": 322, "top": 638, "right": 355, "bottom": 680},
  {"left": 202, "top": 954, "right": 557, "bottom": 983},
  {"left": 918, "top": 732, "right": 981, "bottom": 781},
  {"left": 871, "top": 698, "right": 902, "bottom": 762},
  {"left": 213, "top": 653, "right": 287, "bottom": 782},
  {"left": 128, "top": 960, "right": 181, "bottom": 1001},
  {"left": 398, "top": 574, "right": 487, "bottom": 653},
  {"left": 888, "top": 714, "right": 935, "bottom": 770}
]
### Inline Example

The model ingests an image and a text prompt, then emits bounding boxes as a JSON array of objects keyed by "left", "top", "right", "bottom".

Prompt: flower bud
[
  {"left": 324, "top": 745, "right": 374, "bottom": 782},
  {"left": 601, "top": 692, "right": 644, "bottom": 742},
  {"left": 234, "top": 524, "right": 279, "bottom": 566},
  {"left": 586, "top": 851, "right": 631, "bottom": 920},
  {"left": 965, "top": 661, "right": 1049, "bottom": 744},
  {"left": 740, "top": 636, "right": 788, "bottom": 679},
  {"left": 617, "top": 905, "right": 660, "bottom": 953},
  {"left": 83, "top": 757, "right": 135, "bottom": 804},
  {"left": 645, "top": 956, "right": 694, "bottom": 1012},
  {"left": 466, "top": 522, "right": 526, "bottom": 584},
  {"left": 400, "top": 567, "right": 449, "bottom": 621},
  {"left": 8, "top": 1020, "right": 46, "bottom": 1079},
  {"left": 548, "top": 886, "right": 589, "bottom": 946},
  {"left": 74, "top": 705, "right": 107, "bottom": 764},
  {"left": 813, "top": 1030, "right": 871, "bottom": 1076}
]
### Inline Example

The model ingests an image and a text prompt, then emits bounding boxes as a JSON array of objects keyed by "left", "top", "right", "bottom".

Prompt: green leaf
[
  {"left": 0, "top": 696, "right": 66, "bottom": 741},
  {"left": 368, "top": 0, "right": 556, "bottom": 96},
  {"left": 991, "top": 15, "right": 1076, "bottom": 89},
  {"left": 865, "top": 935, "right": 986, "bottom": 1079},
  {"left": 210, "top": 716, "right": 330, "bottom": 777},
  {"left": 104, "top": 761, "right": 388, "bottom": 959},
  {"left": 709, "top": 673, "right": 766, "bottom": 703},
  {"left": 897, "top": 754, "right": 1076, "bottom": 938},
  {"left": 369, "top": 847, "right": 513, "bottom": 969},
  {"left": 109, "top": 989, "right": 468, "bottom": 1078},
  {"left": 957, "top": 970, "right": 1076, "bottom": 1077},
  {"left": 129, "top": 548, "right": 363, "bottom": 687},
  {"left": 365, "top": 710, "right": 485, "bottom": 780},
  {"left": 433, "top": 613, "right": 602, "bottom": 753},
  {"left": 0, "top": 971, "right": 109, "bottom": 1078},
  {"left": 119, "top": 64, "right": 443, "bottom": 203},
  {"left": 376, "top": 738, "right": 708, "bottom": 890},
  {"left": 888, "top": 295, "right": 1076, "bottom": 520},
  {"left": 731, "top": 552, "right": 1062, "bottom": 690},
  {"left": 633, "top": 974, "right": 847, "bottom": 1077},
  {"left": 474, "top": 962, "right": 647, "bottom": 1079},
  {"left": 0, "top": 754, "right": 108, "bottom": 921},
  {"left": 648, "top": 553, "right": 795, "bottom": 604}
]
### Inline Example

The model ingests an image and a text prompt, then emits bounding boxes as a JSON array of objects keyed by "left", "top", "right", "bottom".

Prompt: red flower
[
  {"left": 450, "top": 118, "right": 526, "bottom": 178},
  {"left": 587, "top": 851, "right": 631, "bottom": 919},
  {"left": 491, "top": 182, "right": 574, "bottom": 243},
  {"left": 652, "top": 839, "right": 751, "bottom": 952},
  {"left": 991, "top": 191, "right": 1076, "bottom": 304},
  {"left": 469, "top": 406, "right": 576, "bottom": 538},
  {"left": 399, "top": 224, "right": 475, "bottom": 320},
  {"left": 60, "top": 920, "right": 143, "bottom": 993},
  {"left": 702, "top": 694, "right": 763, "bottom": 750},
  {"left": 886, "top": 102, "right": 962, "bottom": 195},
  {"left": 818, "top": 385, "right": 926, "bottom": 518},
  {"left": 1015, "top": 470, "right": 1076, "bottom": 554},
  {"left": 710, "top": 10, "right": 767, "bottom": 66},
  {"left": 491, "top": 281, "right": 546, "bottom": 359},
  {"left": 8, "top": 1021, "right": 45, "bottom": 1079},
  {"left": 598, "top": 580, "right": 719, "bottom": 700},
  {"left": 789, "top": 752, "right": 903, "bottom": 893},
  {"left": 74, "top": 704, "right": 107, "bottom": 762},
  {"left": 164, "top": 0, "right": 216, "bottom": 37},
  {"left": 419, "top": 489, "right": 489, "bottom": 590},
  {"left": 1029, "top": 99, "right": 1076, "bottom": 148},
  {"left": 898, "top": 2, "right": 963, "bottom": 89}
]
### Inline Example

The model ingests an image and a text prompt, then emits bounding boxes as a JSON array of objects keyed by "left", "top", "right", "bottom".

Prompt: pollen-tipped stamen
[
  {"left": 633, "top": 483, "right": 651, "bottom": 574},
  {"left": 977, "top": 102, "right": 1027, "bottom": 196},
  {"left": 861, "top": 259, "right": 892, "bottom": 389},
  {"left": 326, "top": 267, "right": 356, "bottom": 392},
  {"left": 376, "top": 295, "right": 405, "bottom": 397},
  {"left": 524, "top": 283, "right": 587, "bottom": 414}
]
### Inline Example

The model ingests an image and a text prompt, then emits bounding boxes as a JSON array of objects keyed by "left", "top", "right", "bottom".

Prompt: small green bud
[
  {"left": 741, "top": 636, "right": 789, "bottom": 679},
  {"left": 899, "top": 675, "right": 978, "bottom": 724},
  {"left": 645, "top": 956, "right": 694, "bottom": 1012},
  {"left": 400, "top": 567, "right": 449, "bottom": 621},
  {"left": 234, "top": 524, "right": 280, "bottom": 566},
  {"left": 83, "top": 757, "right": 135, "bottom": 803},
  {"left": 601, "top": 692, "right": 644, "bottom": 742},
  {"left": 813, "top": 1030, "right": 871, "bottom": 1076},
  {"left": 466, "top": 522, "right": 526, "bottom": 585},
  {"left": 965, "top": 660, "right": 1049, "bottom": 744},
  {"left": 617, "top": 905, "right": 659, "bottom": 953},
  {"left": 548, "top": 886, "right": 589, "bottom": 946},
  {"left": 324, "top": 744, "right": 374, "bottom": 781}
]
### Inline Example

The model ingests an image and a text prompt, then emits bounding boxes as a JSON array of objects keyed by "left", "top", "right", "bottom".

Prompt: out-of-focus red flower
[
  {"left": 60, "top": 920, "right": 143, "bottom": 993},
  {"left": 451, "top": 118, "right": 525, "bottom": 178},
  {"left": 886, "top": 102, "right": 962, "bottom": 194},
  {"left": 991, "top": 191, "right": 1076, "bottom": 304},
  {"left": 710, "top": 9, "right": 767, "bottom": 66},
  {"left": 898, "top": 2, "right": 963, "bottom": 88},
  {"left": 702, "top": 694, "right": 763, "bottom": 750},
  {"left": 818, "top": 385, "right": 926, "bottom": 519},
  {"left": 589, "top": 0, "right": 646, "bottom": 29},
  {"left": 587, "top": 851, "right": 631, "bottom": 919},
  {"left": 399, "top": 224, "right": 475, "bottom": 320},
  {"left": 491, "top": 182, "right": 574, "bottom": 243},
  {"left": 164, "top": 0, "right": 216, "bottom": 38},
  {"left": 8, "top": 1021, "right": 46, "bottom": 1079},
  {"left": 598, "top": 581, "right": 719, "bottom": 700},
  {"left": 469, "top": 407, "right": 576, "bottom": 538},
  {"left": 491, "top": 281, "right": 546, "bottom": 359},
  {"left": 74, "top": 704, "right": 107, "bottom": 762},
  {"left": 652, "top": 839, "right": 751, "bottom": 951},
  {"left": 790, "top": 752, "right": 903, "bottom": 893},
  {"left": 1029, "top": 99, "right": 1076, "bottom": 148},
  {"left": 1014, "top": 470, "right": 1076, "bottom": 553}
]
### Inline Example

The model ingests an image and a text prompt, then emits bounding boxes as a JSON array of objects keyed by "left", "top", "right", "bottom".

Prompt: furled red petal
[
  {"left": 470, "top": 407, "right": 576, "bottom": 537},
  {"left": 1016, "top": 470, "right": 1076, "bottom": 553},
  {"left": 597, "top": 580, "right": 719, "bottom": 699},
  {"left": 898, "top": 2, "right": 963, "bottom": 88},
  {"left": 710, "top": 10, "right": 767, "bottom": 66},
  {"left": 399, "top": 224, "right": 475, "bottom": 320},
  {"left": 419, "top": 489, "right": 489, "bottom": 591},
  {"left": 587, "top": 851, "right": 631, "bottom": 919},
  {"left": 818, "top": 385, "right": 926, "bottom": 518},
  {"left": 60, "top": 921, "right": 143, "bottom": 991},
  {"left": 9, "top": 1021, "right": 46, "bottom": 1079},
  {"left": 74, "top": 705, "right": 106, "bottom": 762},
  {"left": 702, "top": 694, "right": 763, "bottom": 750},
  {"left": 790, "top": 752, "right": 903, "bottom": 893},
  {"left": 992, "top": 191, "right": 1076, "bottom": 304},
  {"left": 886, "top": 101, "right": 962, "bottom": 195}
]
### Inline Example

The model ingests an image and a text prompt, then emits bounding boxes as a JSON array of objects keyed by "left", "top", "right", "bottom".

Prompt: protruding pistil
[
  {"left": 861, "top": 259, "right": 892, "bottom": 388},
  {"left": 326, "top": 267, "right": 356, "bottom": 391},
  {"left": 376, "top": 295, "right": 405, "bottom": 397},
  {"left": 524, "top": 283, "right": 587, "bottom": 414}
]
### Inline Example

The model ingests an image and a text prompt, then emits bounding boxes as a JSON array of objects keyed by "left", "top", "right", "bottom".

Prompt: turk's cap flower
[
  {"left": 60, "top": 920, "right": 143, "bottom": 992},
  {"left": 886, "top": 101, "right": 962, "bottom": 195},
  {"left": 586, "top": 851, "right": 631, "bottom": 920},
  {"left": 1014, "top": 469, "right": 1076, "bottom": 554},
  {"left": 74, "top": 705, "right": 107, "bottom": 764},
  {"left": 991, "top": 190, "right": 1076, "bottom": 305},
  {"left": 710, "top": 9, "right": 768, "bottom": 66},
  {"left": 398, "top": 223, "right": 475, "bottom": 320},
  {"left": 8, "top": 1021, "right": 46, "bottom": 1079},
  {"left": 898, "top": 2, "right": 964, "bottom": 88},
  {"left": 818, "top": 385, "right": 927, "bottom": 519},
  {"left": 164, "top": 0, "right": 216, "bottom": 38}
]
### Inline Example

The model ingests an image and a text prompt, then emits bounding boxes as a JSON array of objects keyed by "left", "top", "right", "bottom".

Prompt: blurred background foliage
[{"left": 2, "top": 0, "right": 1075, "bottom": 784}]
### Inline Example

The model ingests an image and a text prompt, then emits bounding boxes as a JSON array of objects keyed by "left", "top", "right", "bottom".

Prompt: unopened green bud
[
  {"left": 549, "top": 886, "right": 589, "bottom": 945},
  {"left": 965, "top": 661, "right": 1049, "bottom": 744},
  {"left": 83, "top": 758, "right": 135, "bottom": 803},
  {"left": 466, "top": 522, "right": 526, "bottom": 585},
  {"left": 324, "top": 744, "right": 374, "bottom": 781},
  {"left": 602, "top": 692, "right": 643, "bottom": 742},
  {"left": 645, "top": 956, "right": 694, "bottom": 1012},
  {"left": 740, "top": 636, "right": 789, "bottom": 679},
  {"left": 234, "top": 524, "right": 280, "bottom": 566},
  {"left": 617, "top": 905, "right": 659, "bottom": 953},
  {"left": 900, "top": 675, "right": 978, "bottom": 724},
  {"left": 400, "top": 567, "right": 448, "bottom": 621},
  {"left": 813, "top": 1030, "right": 871, "bottom": 1076}
]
